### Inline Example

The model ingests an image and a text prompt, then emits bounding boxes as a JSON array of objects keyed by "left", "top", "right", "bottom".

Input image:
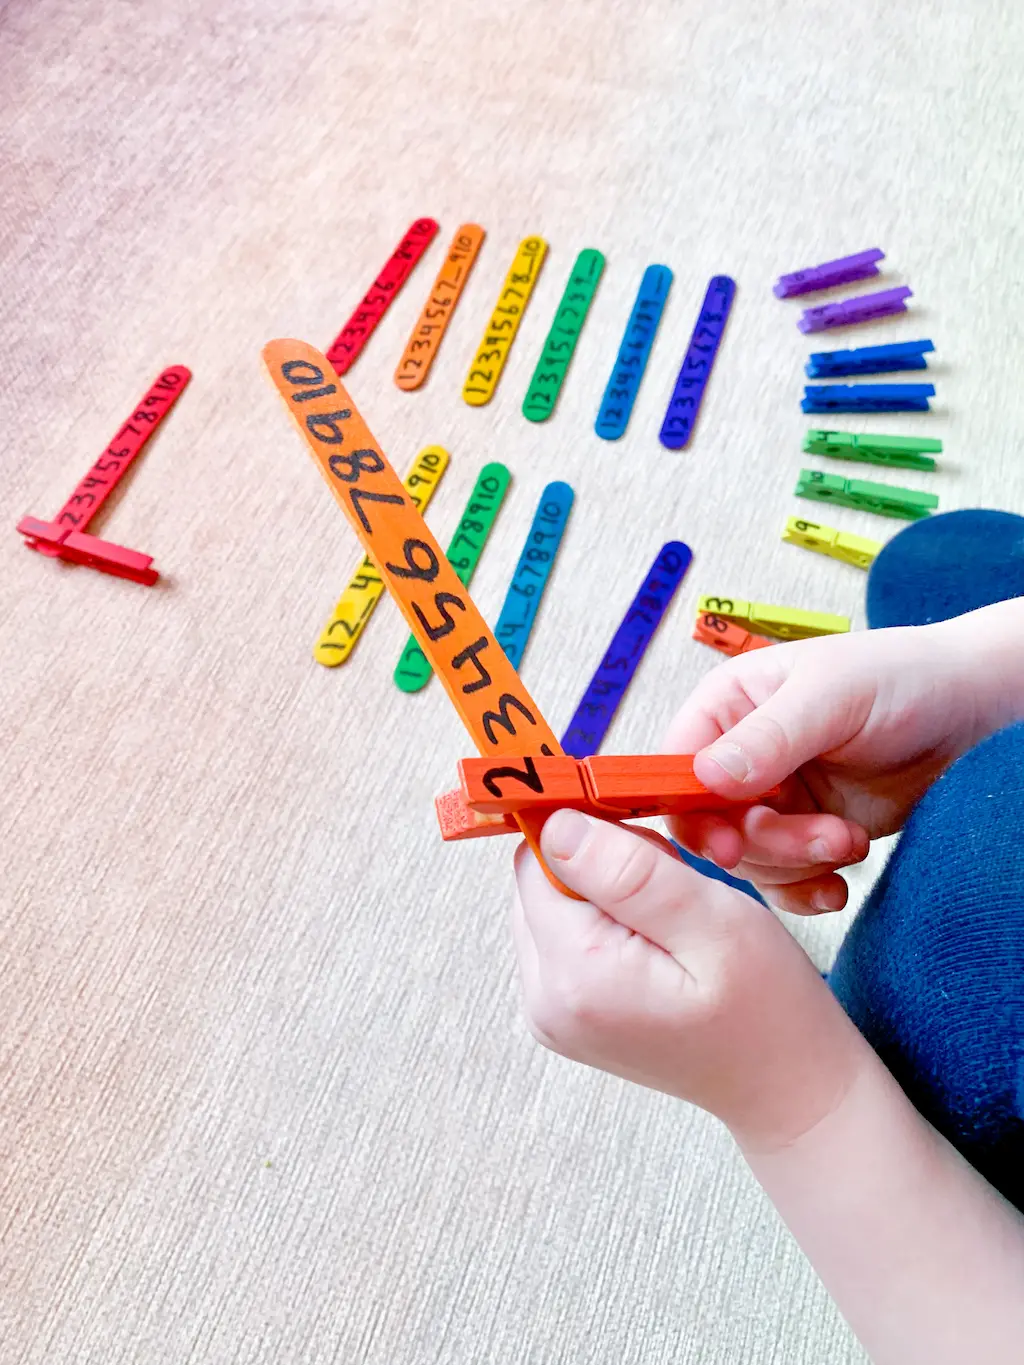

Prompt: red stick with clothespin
[{"left": 17, "top": 364, "right": 191, "bottom": 585}]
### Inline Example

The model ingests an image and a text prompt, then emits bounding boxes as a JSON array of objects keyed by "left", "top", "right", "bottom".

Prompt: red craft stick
[
  {"left": 326, "top": 218, "right": 439, "bottom": 374},
  {"left": 17, "top": 364, "right": 191, "bottom": 584}
]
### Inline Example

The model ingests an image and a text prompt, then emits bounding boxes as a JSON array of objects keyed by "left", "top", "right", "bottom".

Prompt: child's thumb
[{"left": 694, "top": 675, "right": 852, "bottom": 796}]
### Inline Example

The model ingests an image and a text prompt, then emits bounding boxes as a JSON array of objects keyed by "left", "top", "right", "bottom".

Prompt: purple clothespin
[
  {"left": 774, "top": 249, "right": 884, "bottom": 299},
  {"left": 798, "top": 287, "right": 912, "bottom": 334}
]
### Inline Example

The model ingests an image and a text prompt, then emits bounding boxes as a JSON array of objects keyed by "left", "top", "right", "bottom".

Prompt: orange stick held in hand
[{"left": 262, "top": 337, "right": 581, "bottom": 896}]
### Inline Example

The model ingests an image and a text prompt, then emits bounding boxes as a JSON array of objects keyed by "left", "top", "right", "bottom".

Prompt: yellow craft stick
[
  {"left": 697, "top": 595, "right": 850, "bottom": 640},
  {"left": 462, "top": 236, "right": 547, "bottom": 406},
  {"left": 313, "top": 445, "right": 450, "bottom": 665},
  {"left": 263, "top": 337, "right": 579, "bottom": 899},
  {"left": 782, "top": 517, "right": 881, "bottom": 571}
]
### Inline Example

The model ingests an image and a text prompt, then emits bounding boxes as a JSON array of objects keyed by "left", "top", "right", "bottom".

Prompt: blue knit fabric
[
  {"left": 831, "top": 508, "right": 1024, "bottom": 1211},
  {"left": 867, "top": 508, "right": 1024, "bottom": 628},
  {"left": 829, "top": 724, "right": 1024, "bottom": 1210}
]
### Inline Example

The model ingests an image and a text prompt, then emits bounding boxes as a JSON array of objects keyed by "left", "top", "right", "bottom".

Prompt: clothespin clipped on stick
[
  {"left": 16, "top": 365, "right": 191, "bottom": 585},
  {"left": 263, "top": 338, "right": 769, "bottom": 897},
  {"left": 435, "top": 755, "right": 781, "bottom": 843},
  {"left": 693, "top": 612, "right": 775, "bottom": 656},
  {"left": 696, "top": 595, "right": 850, "bottom": 640}
]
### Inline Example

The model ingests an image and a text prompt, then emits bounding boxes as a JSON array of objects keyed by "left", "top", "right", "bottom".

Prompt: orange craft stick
[
  {"left": 262, "top": 337, "right": 583, "bottom": 897},
  {"left": 394, "top": 223, "right": 485, "bottom": 391},
  {"left": 693, "top": 611, "right": 774, "bottom": 657}
]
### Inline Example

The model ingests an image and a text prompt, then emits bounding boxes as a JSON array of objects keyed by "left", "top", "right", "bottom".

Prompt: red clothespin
[
  {"left": 17, "top": 365, "right": 191, "bottom": 585},
  {"left": 436, "top": 754, "right": 779, "bottom": 842}
]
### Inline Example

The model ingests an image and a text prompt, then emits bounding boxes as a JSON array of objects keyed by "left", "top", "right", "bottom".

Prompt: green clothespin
[
  {"left": 803, "top": 429, "right": 940, "bottom": 471},
  {"left": 795, "top": 468, "right": 938, "bottom": 521}
]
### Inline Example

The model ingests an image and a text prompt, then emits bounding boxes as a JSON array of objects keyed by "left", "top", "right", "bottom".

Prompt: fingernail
[
  {"left": 543, "top": 809, "right": 591, "bottom": 861},
  {"left": 705, "top": 742, "right": 750, "bottom": 783},
  {"left": 808, "top": 838, "right": 832, "bottom": 864},
  {"left": 811, "top": 889, "right": 840, "bottom": 912}
]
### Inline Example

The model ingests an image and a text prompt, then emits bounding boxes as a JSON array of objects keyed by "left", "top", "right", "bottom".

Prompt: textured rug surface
[{"left": 3, "top": 2, "right": 1024, "bottom": 1360}]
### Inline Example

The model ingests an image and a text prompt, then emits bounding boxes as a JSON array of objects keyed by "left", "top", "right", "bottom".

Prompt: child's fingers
[
  {"left": 731, "top": 806, "right": 870, "bottom": 870},
  {"left": 669, "top": 806, "right": 868, "bottom": 877},
  {"left": 692, "top": 674, "right": 872, "bottom": 800},
  {"left": 525, "top": 810, "right": 745, "bottom": 962},
  {"left": 762, "top": 873, "right": 850, "bottom": 916},
  {"left": 510, "top": 843, "right": 542, "bottom": 987},
  {"left": 663, "top": 650, "right": 791, "bottom": 754},
  {"left": 513, "top": 833, "right": 609, "bottom": 958},
  {"left": 668, "top": 812, "right": 745, "bottom": 868}
]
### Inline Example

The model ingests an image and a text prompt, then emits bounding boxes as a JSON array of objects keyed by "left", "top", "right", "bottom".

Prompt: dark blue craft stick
[
  {"left": 560, "top": 540, "right": 692, "bottom": 759},
  {"left": 806, "top": 339, "right": 933, "bottom": 379},
  {"left": 659, "top": 275, "right": 736, "bottom": 450},
  {"left": 802, "top": 383, "right": 935, "bottom": 414},
  {"left": 595, "top": 265, "right": 672, "bottom": 441},
  {"left": 493, "top": 481, "right": 574, "bottom": 671}
]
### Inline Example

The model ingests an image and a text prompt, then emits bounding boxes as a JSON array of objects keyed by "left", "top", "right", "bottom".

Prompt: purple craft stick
[
  {"left": 798, "top": 286, "right": 912, "bottom": 334},
  {"left": 774, "top": 249, "right": 884, "bottom": 299}
]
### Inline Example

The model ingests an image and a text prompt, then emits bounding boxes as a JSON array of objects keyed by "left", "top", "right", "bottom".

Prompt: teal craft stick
[{"left": 494, "top": 481, "right": 574, "bottom": 668}]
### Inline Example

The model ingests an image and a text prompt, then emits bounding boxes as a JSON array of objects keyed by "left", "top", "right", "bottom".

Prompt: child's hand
[
  {"left": 667, "top": 608, "right": 1023, "bottom": 914},
  {"left": 512, "top": 812, "right": 866, "bottom": 1150}
]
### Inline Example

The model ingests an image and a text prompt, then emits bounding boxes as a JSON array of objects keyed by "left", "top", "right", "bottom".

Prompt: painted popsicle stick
[
  {"left": 394, "top": 224, "right": 485, "bottom": 390},
  {"left": 522, "top": 249, "right": 604, "bottom": 421},
  {"left": 313, "top": 445, "right": 450, "bottom": 666},
  {"left": 462, "top": 236, "right": 547, "bottom": 406},
  {"left": 595, "top": 265, "right": 672, "bottom": 440},
  {"left": 17, "top": 364, "right": 191, "bottom": 584},
  {"left": 560, "top": 541, "right": 692, "bottom": 758},
  {"left": 493, "top": 481, "right": 574, "bottom": 670},
  {"left": 326, "top": 218, "right": 439, "bottom": 373},
  {"left": 262, "top": 336, "right": 574, "bottom": 895},
  {"left": 659, "top": 275, "right": 735, "bottom": 449},
  {"left": 393, "top": 462, "right": 510, "bottom": 692}
]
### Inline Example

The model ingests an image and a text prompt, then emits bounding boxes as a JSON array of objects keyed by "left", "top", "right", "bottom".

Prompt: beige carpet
[{"left": 3, "top": 1, "right": 1024, "bottom": 1360}]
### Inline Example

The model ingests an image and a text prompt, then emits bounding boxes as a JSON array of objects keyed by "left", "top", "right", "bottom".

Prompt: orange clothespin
[
  {"left": 437, "top": 754, "right": 779, "bottom": 841},
  {"left": 692, "top": 611, "right": 774, "bottom": 658}
]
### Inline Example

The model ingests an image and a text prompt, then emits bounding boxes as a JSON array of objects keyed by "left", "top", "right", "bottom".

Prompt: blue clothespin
[
  {"left": 802, "top": 383, "right": 935, "bottom": 414},
  {"left": 806, "top": 339, "right": 934, "bottom": 379}
]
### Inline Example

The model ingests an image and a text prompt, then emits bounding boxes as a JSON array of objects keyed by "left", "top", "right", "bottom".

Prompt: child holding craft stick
[{"left": 512, "top": 595, "right": 1024, "bottom": 1364}]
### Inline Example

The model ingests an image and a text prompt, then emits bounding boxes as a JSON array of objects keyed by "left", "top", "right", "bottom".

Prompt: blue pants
[{"left": 829, "top": 721, "right": 1024, "bottom": 1213}]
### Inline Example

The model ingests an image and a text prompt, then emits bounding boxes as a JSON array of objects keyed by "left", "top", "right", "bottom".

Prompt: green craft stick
[
  {"left": 803, "top": 429, "right": 938, "bottom": 471},
  {"left": 393, "top": 461, "right": 511, "bottom": 692},
  {"left": 522, "top": 248, "right": 605, "bottom": 422},
  {"left": 795, "top": 468, "right": 938, "bottom": 521}
]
